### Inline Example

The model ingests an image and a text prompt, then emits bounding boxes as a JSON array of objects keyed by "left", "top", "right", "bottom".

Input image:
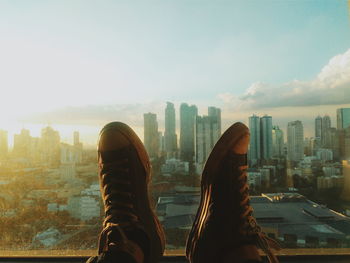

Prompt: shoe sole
[
  {"left": 186, "top": 122, "right": 249, "bottom": 262},
  {"left": 100, "top": 122, "right": 165, "bottom": 263}
]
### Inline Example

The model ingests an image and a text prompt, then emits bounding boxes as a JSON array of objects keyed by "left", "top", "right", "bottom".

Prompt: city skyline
[{"left": 1, "top": 105, "right": 350, "bottom": 149}]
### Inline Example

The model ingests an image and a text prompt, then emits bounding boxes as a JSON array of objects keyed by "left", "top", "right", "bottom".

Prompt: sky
[{"left": 0, "top": 0, "right": 349, "bottom": 146}]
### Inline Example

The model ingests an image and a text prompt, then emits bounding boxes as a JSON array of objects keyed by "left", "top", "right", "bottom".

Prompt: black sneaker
[
  {"left": 186, "top": 122, "right": 280, "bottom": 263},
  {"left": 88, "top": 122, "right": 165, "bottom": 263}
]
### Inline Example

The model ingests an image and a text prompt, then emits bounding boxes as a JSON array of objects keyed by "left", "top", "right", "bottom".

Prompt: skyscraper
[
  {"left": 13, "top": 129, "right": 31, "bottom": 157},
  {"left": 208, "top": 106, "right": 221, "bottom": 136},
  {"left": 338, "top": 127, "right": 350, "bottom": 161},
  {"left": 314, "top": 115, "right": 332, "bottom": 148},
  {"left": 73, "top": 131, "right": 80, "bottom": 146},
  {"left": 337, "top": 108, "right": 350, "bottom": 130},
  {"left": 195, "top": 115, "right": 220, "bottom": 170},
  {"left": 40, "top": 126, "right": 61, "bottom": 166},
  {"left": 327, "top": 128, "right": 340, "bottom": 160},
  {"left": 322, "top": 115, "right": 331, "bottom": 146},
  {"left": 164, "top": 102, "right": 177, "bottom": 156},
  {"left": 260, "top": 115, "right": 273, "bottom": 160},
  {"left": 314, "top": 116, "right": 322, "bottom": 150},
  {"left": 13, "top": 129, "right": 40, "bottom": 161},
  {"left": 272, "top": 126, "right": 284, "bottom": 157},
  {"left": 143, "top": 113, "right": 159, "bottom": 158},
  {"left": 315, "top": 116, "right": 322, "bottom": 139},
  {"left": 73, "top": 131, "right": 83, "bottom": 163},
  {"left": 0, "top": 130, "right": 8, "bottom": 158},
  {"left": 248, "top": 115, "right": 261, "bottom": 165},
  {"left": 287, "top": 120, "right": 304, "bottom": 162},
  {"left": 158, "top": 131, "right": 165, "bottom": 153},
  {"left": 180, "top": 103, "right": 198, "bottom": 162}
]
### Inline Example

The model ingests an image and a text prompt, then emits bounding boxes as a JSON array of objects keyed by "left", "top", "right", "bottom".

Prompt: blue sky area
[{"left": 0, "top": 0, "right": 349, "bottom": 143}]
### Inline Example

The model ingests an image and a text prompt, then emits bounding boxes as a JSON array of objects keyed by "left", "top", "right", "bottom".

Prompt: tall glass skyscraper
[
  {"left": 164, "top": 102, "right": 177, "bottom": 156},
  {"left": 248, "top": 115, "right": 261, "bottom": 165},
  {"left": 260, "top": 115, "right": 273, "bottom": 160},
  {"left": 337, "top": 108, "right": 350, "bottom": 130},
  {"left": 208, "top": 106, "right": 221, "bottom": 136},
  {"left": 287, "top": 120, "right": 304, "bottom": 161},
  {"left": 322, "top": 115, "right": 331, "bottom": 146},
  {"left": 195, "top": 110, "right": 221, "bottom": 170},
  {"left": 315, "top": 116, "right": 322, "bottom": 139},
  {"left": 272, "top": 126, "right": 284, "bottom": 157},
  {"left": 180, "top": 103, "right": 198, "bottom": 162},
  {"left": 315, "top": 115, "right": 331, "bottom": 148},
  {"left": 249, "top": 114, "right": 273, "bottom": 165}
]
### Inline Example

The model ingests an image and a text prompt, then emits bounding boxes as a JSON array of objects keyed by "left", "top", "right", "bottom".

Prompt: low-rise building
[
  {"left": 67, "top": 195, "right": 100, "bottom": 221},
  {"left": 156, "top": 192, "right": 350, "bottom": 248},
  {"left": 161, "top": 158, "right": 189, "bottom": 175},
  {"left": 81, "top": 183, "right": 100, "bottom": 196},
  {"left": 316, "top": 148, "right": 334, "bottom": 162}
]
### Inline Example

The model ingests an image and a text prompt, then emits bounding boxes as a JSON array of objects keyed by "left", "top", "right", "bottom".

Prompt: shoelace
[
  {"left": 235, "top": 158, "right": 281, "bottom": 263},
  {"left": 98, "top": 156, "right": 138, "bottom": 253}
]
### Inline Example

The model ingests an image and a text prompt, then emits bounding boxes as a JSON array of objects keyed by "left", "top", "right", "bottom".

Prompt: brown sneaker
[
  {"left": 186, "top": 122, "right": 280, "bottom": 263},
  {"left": 91, "top": 122, "right": 165, "bottom": 263}
]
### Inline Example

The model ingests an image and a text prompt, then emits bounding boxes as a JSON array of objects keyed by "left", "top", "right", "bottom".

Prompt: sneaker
[
  {"left": 88, "top": 122, "right": 165, "bottom": 263},
  {"left": 186, "top": 122, "right": 280, "bottom": 263}
]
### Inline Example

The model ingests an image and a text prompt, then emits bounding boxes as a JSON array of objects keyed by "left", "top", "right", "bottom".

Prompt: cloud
[{"left": 218, "top": 48, "right": 350, "bottom": 110}]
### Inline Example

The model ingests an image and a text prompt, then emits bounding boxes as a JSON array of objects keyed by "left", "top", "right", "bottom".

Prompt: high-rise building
[
  {"left": 144, "top": 113, "right": 159, "bottom": 158},
  {"left": 272, "top": 126, "right": 284, "bottom": 157},
  {"left": 0, "top": 130, "right": 8, "bottom": 158},
  {"left": 315, "top": 115, "right": 332, "bottom": 148},
  {"left": 327, "top": 128, "right": 340, "bottom": 160},
  {"left": 315, "top": 116, "right": 322, "bottom": 139},
  {"left": 13, "top": 129, "right": 31, "bottom": 157},
  {"left": 13, "top": 129, "right": 40, "bottom": 161},
  {"left": 337, "top": 108, "right": 350, "bottom": 130},
  {"left": 164, "top": 102, "right": 177, "bottom": 156},
  {"left": 195, "top": 115, "right": 220, "bottom": 170},
  {"left": 180, "top": 103, "right": 198, "bottom": 162},
  {"left": 158, "top": 131, "right": 165, "bottom": 153},
  {"left": 346, "top": 131, "right": 350, "bottom": 161},
  {"left": 249, "top": 114, "right": 274, "bottom": 165},
  {"left": 208, "top": 106, "right": 221, "bottom": 135},
  {"left": 314, "top": 116, "right": 322, "bottom": 150},
  {"left": 322, "top": 115, "right": 331, "bottom": 146},
  {"left": 73, "top": 131, "right": 80, "bottom": 146},
  {"left": 72, "top": 131, "right": 83, "bottom": 163},
  {"left": 287, "top": 120, "right": 304, "bottom": 162},
  {"left": 248, "top": 115, "right": 261, "bottom": 165},
  {"left": 304, "top": 138, "right": 313, "bottom": 157},
  {"left": 40, "top": 126, "right": 61, "bottom": 166},
  {"left": 260, "top": 115, "right": 273, "bottom": 160},
  {"left": 314, "top": 115, "right": 322, "bottom": 145},
  {"left": 339, "top": 127, "right": 350, "bottom": 161}
]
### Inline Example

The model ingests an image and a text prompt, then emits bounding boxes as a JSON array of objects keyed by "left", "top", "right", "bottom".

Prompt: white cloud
[{"left": 218, "top": 48, "right": 350, "bottom": 110}]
